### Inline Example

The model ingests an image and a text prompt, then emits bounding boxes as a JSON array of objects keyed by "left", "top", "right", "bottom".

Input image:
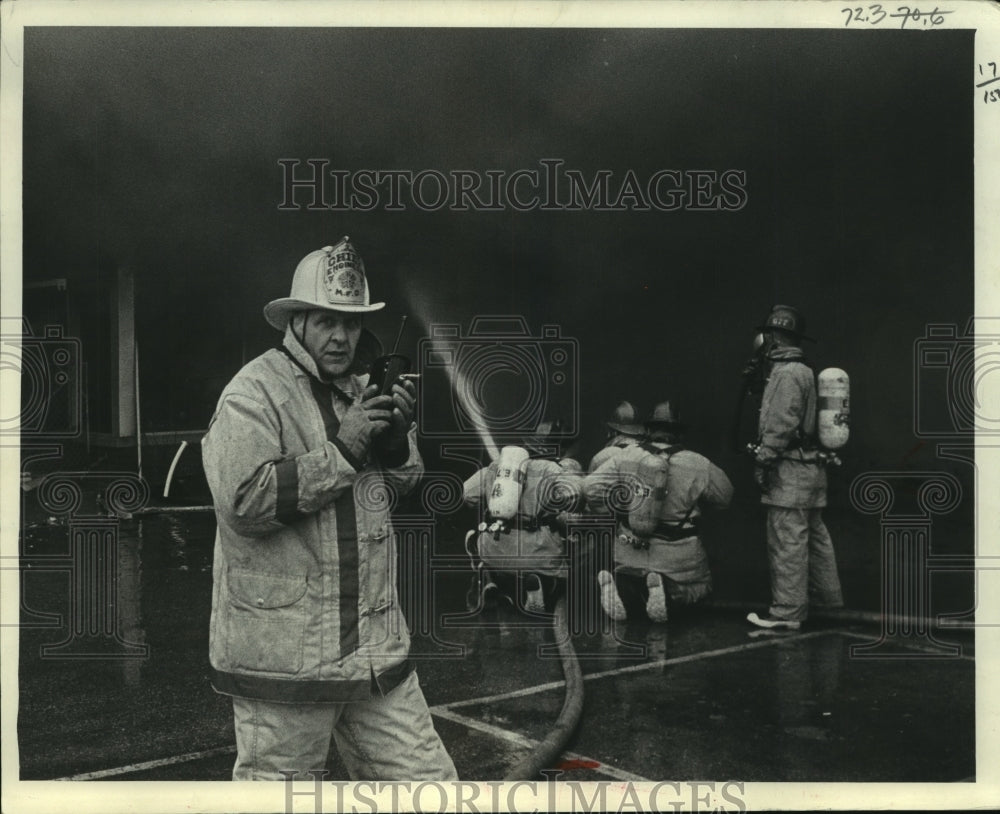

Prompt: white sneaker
[
  {"left": 597, "top": 570, "right": 626, "bottom": 621},
  {"left": 746, "top": 612, "right": 801, "bottom": 630},
  {"left": 645, "top": 572, "right": 669, "bottom": 623}
]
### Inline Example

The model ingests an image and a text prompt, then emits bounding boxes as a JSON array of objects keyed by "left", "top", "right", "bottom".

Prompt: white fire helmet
[{"left": 263, "top": 236, "right": 386, "bottom": 330}]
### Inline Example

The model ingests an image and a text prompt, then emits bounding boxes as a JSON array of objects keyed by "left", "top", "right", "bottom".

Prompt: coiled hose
[{"left": 503, "top": 595, "right": 584, "bottom": 780}]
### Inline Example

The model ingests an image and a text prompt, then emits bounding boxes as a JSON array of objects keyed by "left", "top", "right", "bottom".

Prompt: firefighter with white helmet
[
  {"left": 202, "top": 237, "right": 456, "bottom": 780},
  {"left": 588, "top": 400, "right": 647, "bottom": 472},
  {"left": 463, "top": 419, "right": 586, "bottom": 614},
  {"left": 584, "top": 401, "right": 733, "bottom": 623},
  {"left": 745, "top": 304, "right": 844, "bottom": 630}
]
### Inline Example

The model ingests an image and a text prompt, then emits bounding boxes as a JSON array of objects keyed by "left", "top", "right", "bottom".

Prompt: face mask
[{"left": 741, "top": 333, "right": 769, "bottom": 393}]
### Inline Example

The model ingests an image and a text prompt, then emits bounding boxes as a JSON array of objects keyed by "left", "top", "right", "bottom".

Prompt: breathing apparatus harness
[
  {"left": 746, "top": 436, "right": 841, "bottom": 468},
  {"left": 619, "top": 512, "right": 698, "bottom": 547},
  {"left": 614, "top": 442, "right": 699, "bottom": 551},
  {"left": 478, "top": 511, "right": 565, "bottom": 540},
  {"left": 739, "top": 334, "right": 846, "bottom": 467},
  {"left": 474, "top": 441, "right": 584, "bottom": 542}
]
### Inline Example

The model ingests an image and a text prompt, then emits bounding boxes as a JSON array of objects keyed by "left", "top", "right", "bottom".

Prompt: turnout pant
[
  {"left": 231, "top": 670, "right": 458, "bottom": 781},
  {"left": 614, "top": 533, "right": 712, "bottom": 605},
  {"left": 766, "top": 507, "right": 843, "bottom": 622}
]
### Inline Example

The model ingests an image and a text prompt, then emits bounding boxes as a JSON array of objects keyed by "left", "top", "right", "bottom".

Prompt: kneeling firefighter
[
  {"left": 584, "top": 401, "right": 734, "bottom": 623},
  {"left": 464, "top": 422, "right": 592, "bottom": 779},
  {"left": 462, "top": 420, "right": 587, "bottom": 614}
]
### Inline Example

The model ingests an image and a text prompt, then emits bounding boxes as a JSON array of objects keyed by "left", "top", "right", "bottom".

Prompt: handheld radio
[{"left": 369, "top": 316, "right": 413, "bottom": 396}]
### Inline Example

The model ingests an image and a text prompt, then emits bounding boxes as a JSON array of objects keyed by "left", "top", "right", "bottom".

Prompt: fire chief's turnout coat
[{"left": 202, "top": 329, "right": 422, "bottom": 703}]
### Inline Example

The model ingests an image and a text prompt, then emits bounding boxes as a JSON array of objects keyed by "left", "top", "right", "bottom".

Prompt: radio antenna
[{"left": 390, "top": 315, "right": 408, "bottom": 355}]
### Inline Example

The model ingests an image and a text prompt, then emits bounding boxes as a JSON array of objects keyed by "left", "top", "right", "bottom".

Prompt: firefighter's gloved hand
[
  {"left": 336, "top": 390, "right": 393, "bottom": 462},
  {"left": 372, "top": 379, "right": 416, "bottom": 465},
  {"left": 386, "top": 378, "right": 417, "bottom": 442},
  {"left": 741, "top": 355, "right": 761, "bottom": 382}
]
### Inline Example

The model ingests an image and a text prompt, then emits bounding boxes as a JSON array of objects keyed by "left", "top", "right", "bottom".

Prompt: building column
[{"left": 112, "top": 268, "right": 136, "bottom": 440}]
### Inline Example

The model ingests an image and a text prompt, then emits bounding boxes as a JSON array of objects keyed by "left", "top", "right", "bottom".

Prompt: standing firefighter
[
  {"left": 202, "top": 237, "right": 456, "bottom": 781},
  {"left": 463, "top": 420, "right": 585, "bottom": 614},
  {"left": 746, "top": 304, "right": 844, "bottom": 631},
  {"left": 584, "top": 401, "right": 733, "bottom": 623},
  {"left": 588, "top": 400, "right": 646, "bottom": 472}
]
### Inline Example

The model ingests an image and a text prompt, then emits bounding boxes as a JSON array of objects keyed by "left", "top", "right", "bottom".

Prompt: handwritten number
[{"left": 845, "top": 3, "right": 950, "bottom": 27}]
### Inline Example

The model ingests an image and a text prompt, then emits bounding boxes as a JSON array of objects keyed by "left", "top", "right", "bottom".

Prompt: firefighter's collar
[
  {"left": 766, "top": 345, "right": 806, "bottom": 362},
  {"left": 645, "top": 440, "right": 683, "bottom": 455},
  {"left": 282, "top": 325, "right": 323, "bottom": 378},
  {"left": 281, "top": 326, "right": 360, "bottom": 401}
]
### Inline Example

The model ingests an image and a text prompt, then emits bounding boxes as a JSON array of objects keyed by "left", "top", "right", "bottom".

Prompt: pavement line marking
[
  {"left": 439, "top": 630, "right": 836, "bottom": 710},
  {"left": 53, "top": 745, "right": 236, "bottom": 781},
  {"left": 430, "top": 707, "right": 652, "bottom": 782},
  {"left": 58, "top": 698, "right": 666, "bottom": 781},
  {"left": 837, "top": 629, "right": 976, "bottom": 661},
  {"left": 56, "top": 625, "right": 969, "bottom": 782},
  {"left": 430, "top": 706, "right": 539, "bottom": 750}
]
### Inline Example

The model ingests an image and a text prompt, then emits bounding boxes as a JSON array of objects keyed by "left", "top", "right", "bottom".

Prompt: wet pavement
[{"left": 16, "top": 509, "right": 975, "bottom": 783}]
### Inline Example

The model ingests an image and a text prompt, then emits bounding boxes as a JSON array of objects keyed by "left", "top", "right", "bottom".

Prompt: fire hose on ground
[{"left": 503, "top": 594, "right": 585, "bottom": 780}]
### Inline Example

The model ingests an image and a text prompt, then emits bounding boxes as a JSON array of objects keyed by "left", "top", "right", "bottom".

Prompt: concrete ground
[{"left": 15, "top": 508, "right": 976, "bottom": 786}]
